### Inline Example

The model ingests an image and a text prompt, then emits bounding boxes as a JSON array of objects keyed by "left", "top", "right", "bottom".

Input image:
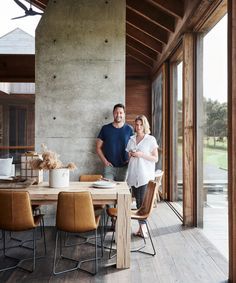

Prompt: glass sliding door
[
  {"left": 197, "top": 15, "right": 228, "bottom": 259},
  {"left": 170, "top": 55, "right": 184, "bottom": 217}
]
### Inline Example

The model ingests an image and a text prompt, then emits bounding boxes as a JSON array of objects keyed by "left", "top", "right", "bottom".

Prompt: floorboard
[{"left": 0, "top": 202, "right": 228, "bottom": 283}]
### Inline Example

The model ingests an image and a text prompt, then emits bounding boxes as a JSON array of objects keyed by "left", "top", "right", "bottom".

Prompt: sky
[
  {"left": 175, "top": 14, "right": 227, "bottom": 104},
  {"left": 203, "top": 14, "right": 227, "bottom": 103},
  {"left": 0, "top": 0, "right": 42, "bottom": 38}
]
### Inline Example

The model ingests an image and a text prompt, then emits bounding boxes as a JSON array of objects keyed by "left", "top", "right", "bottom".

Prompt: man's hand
[
  {"left": 104, "top": 160, "right": 113, "bottom": 167},
  {"left": 96, "top": 138, "right": 113, "bottom": 166}
]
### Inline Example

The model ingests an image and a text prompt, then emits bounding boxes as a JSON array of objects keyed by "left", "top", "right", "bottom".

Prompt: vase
[{"left": 49, "top": 168, "right": 69, "bottom": 188}]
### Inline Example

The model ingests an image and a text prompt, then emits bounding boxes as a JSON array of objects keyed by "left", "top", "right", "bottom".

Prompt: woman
[{"left": 126, "top": 115, "right": 158, "bottom": 238}]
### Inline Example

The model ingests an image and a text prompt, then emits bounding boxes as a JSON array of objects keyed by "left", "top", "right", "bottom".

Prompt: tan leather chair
[
  {"left": 78, "top": 174, "right": 105, "bottom": 242},
  {"left": 79, "top": 174, "right": 104, "bottom": 208},
  {"left": 107, "top": 181, "right": 157, "bottom": 257},
  {"left": 0, "top": 190, "right": 46, "bottom": 272},
  {"left": 53, "top": 191, "right": 101, "bottom": 275},
  {"left": 79, "top": 174, "right": 104, "bottom": 210},
  {"left": 79, "top": 174, "right": 102, "bottom": 182},
  {"left": 64, "top": 174, "right": 105, "bottom": 248}
]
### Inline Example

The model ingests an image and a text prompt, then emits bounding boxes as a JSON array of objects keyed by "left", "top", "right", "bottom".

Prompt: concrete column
[{"left": 35, "top": 0, "right": 125, "bottom": 180}]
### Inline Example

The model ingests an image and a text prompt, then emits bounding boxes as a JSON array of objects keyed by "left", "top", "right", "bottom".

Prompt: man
[{"left": 96, "top": 103, "right": 133, "bottom": 181}]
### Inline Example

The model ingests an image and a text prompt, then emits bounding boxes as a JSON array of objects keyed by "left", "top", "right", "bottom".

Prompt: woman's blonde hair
[{"left": 135, "top": 115, "right": 151, "bottom": 134}]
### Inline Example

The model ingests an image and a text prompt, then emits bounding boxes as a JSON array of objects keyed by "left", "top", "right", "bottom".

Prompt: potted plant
[{"left": 30, "top": 144, "right": 77, "bottom": 188}]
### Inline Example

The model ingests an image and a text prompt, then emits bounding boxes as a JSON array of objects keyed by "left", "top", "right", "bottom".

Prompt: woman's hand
[
  {"left": 130, "top": 151, "right": 143, "bottom": 158},
  {"left": 130, "top": 148, "right": 158, "bottom": 162}
]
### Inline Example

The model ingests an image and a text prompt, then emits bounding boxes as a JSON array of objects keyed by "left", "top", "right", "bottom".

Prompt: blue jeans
[{"left": 103, "top": 165, "right": 128, "bottom": 181}]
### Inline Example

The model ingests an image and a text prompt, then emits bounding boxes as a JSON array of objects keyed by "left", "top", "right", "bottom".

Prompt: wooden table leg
[{"left": 116, "top": 192, "right": 131, "bottom": 268}]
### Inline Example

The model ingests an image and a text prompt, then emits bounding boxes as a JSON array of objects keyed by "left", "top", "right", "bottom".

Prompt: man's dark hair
[{"left": 113, "top": 103, "right": 125, "bottom": 112}]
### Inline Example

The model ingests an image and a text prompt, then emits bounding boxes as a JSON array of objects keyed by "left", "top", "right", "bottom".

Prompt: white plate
[{"left": 92, "top": 181, "right": 116, "bottom": 188}]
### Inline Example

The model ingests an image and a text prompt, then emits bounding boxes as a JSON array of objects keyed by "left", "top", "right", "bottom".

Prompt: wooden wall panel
[
  {"left": 0, "top": 55, "right": 35, "bottom": 82},
  {"left": 126, "top": 57, "right": 151, "bottom": 127},
  {"left": 0, "top": 93, "right": 35, "bottom": 159},
  {"left": 228, "top": 1, "right": 236, "bottom": 281}
]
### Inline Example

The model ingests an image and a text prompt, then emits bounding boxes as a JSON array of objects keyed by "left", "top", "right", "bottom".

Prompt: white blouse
[{"left": 126, "top": 134, "right": 159, "bottom": 188}]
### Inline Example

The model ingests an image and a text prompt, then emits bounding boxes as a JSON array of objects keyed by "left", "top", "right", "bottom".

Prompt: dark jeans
[
  {"left": 132, "top": 184, "right": 147, "bottom": 209},
  {"left": 132, "top": 184, "right": 147, "bottom": 225}
]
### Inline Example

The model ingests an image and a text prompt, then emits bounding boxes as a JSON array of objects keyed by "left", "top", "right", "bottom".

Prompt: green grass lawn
[
  {"left": 177, "top": 137, "right": 227, "bottom": 170},
  {"left": 203, "top": 147, "right": 227, "bottom": 170},
  {"left": 204, "top": 137, "right": 227, "bottom": 150}
]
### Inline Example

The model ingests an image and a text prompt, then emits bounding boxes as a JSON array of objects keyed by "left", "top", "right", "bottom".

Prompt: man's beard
[{"left": 114, "top": 117, "right": 123, "bottom": 123}]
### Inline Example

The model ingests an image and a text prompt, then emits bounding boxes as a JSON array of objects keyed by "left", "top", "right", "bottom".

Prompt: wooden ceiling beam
[
  {"left": 127, "top": 35, "right": 158, "bottom": 61},
  {"left": 127, "top": 0, "right": 176, "bottom": 32},
  {"left": 126, "top": 50, "right": 153, "bottom": 69},
  {"left": 147, "top": 0, "right": 184, "bottom": 19},
  {"left": 126, "top": 8, "right": 169, "bottom": 44},
  {"left": 126, "top": 23, "right": 163, "bottom": 53},
  {"left": 127, "top": 44, "right": 155, "bottom": 64}
]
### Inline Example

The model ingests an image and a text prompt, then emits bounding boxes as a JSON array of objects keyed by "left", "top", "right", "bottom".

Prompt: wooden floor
[{"left": 0, "top": 202, "right": 228, "bottom": 283}]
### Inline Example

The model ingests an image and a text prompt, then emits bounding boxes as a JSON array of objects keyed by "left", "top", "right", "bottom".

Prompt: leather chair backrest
[
  {"left": 79, "top": 174, "right": 102, "bottom": 182},
  {"left": 0, "top": 190, "right": 35, "bottom": 231},
  {"left": 56, "top": 191, "right": 97, "bottom": 233},
  {"left": 136, "top": 181, "right": 157, "bottom": 218}
]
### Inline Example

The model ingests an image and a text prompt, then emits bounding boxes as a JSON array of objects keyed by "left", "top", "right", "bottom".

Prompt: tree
[{"left": 204, "top": 98, "right": 227, "bottom": 146}]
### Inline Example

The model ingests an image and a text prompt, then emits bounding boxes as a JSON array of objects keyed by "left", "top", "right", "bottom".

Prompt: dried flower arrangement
[{"left": 30, "top": 144, "right": 77, "bottom": 171}]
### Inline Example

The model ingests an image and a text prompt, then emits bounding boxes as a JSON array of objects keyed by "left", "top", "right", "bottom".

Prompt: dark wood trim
[
  {"left": 193, "top": 0, "right": 227, "bottom": 33},
  {"left": 126, "top": 8, "right": 169, "bottom": 44},
  {"left": 126, "top": 23, "right": 163, "bottom": 53},
  {"left": 182, "top": 33, "right": 195, "bottom": 226},
  {"left": 148, "top": 0, "right": 184, "bottom": 19},
  {"left": 0, "top": 55, "right": 35, "bottom": 83},
  {"left": 126, "top": 36, "right": 158, "bottom": 61},
  {"left": 0, "top": 146, "right": 34, "bottom": 150},
  {"left": 228, "top": 0, "right": 236, "bottom": 281},
  {"left": 127, "top": 0, "right": 176, "bottom": 32},
  {"left": 126, "top": 47, "right": 153, "bottom": 68},
  {"left": 126, "top": 43, "right": 156, "bottom": 62},
  {"left": 0, "top": 93, "right": 35, "bottom": 103},
  {"left": 26, "top": 0, "right": 47, "bottom": 10}
]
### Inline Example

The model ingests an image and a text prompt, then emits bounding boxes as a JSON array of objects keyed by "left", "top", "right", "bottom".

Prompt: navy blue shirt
[{"left": 97, "top": 123, "right": 133, "bottom": 167}]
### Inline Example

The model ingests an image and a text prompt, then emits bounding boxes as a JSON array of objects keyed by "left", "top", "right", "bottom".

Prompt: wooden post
[
  {"left": 116, "top": 191, "right": 131, "bottom": 268},
  {"left": 182, "top": 33, "right": 195, "bottom": 226},
  {"left": 228, "top": 1, "right": 236, "bottom": 281}
]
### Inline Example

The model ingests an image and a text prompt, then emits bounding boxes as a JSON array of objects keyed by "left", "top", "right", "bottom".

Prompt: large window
[
  {"left": 197, "top": 15, "right": 228, "bottom": 259},
  {"left": 169, "top": 48, "right": 184, "bottom": 217}
]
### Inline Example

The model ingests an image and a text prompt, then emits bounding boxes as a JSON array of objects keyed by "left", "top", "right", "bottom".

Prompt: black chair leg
[
  {"left": 108, "top": 219, "right": 117, "bottom": 259},
  {"left": 131, "top": 221, "right": 156, "bottom": 256},
  {"left": 64, "top": 209, "right": 105, "bottom": 248},
  {"left": 0, "top": 229, "right": 37, "bottom": 273}
]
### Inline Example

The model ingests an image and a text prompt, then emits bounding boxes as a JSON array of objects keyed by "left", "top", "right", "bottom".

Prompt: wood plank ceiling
[{"left": 29, "top": 0, "right": 184, "bottom": 71}]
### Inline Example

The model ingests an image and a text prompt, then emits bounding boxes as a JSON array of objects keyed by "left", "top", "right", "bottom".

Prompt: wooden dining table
[{"left": 23, "top": 181, "right": 131, "bottom": 269}]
